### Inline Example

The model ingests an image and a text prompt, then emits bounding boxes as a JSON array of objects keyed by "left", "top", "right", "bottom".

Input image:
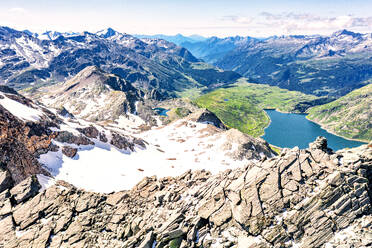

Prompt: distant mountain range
[
  {"left": 134, "top": 33, "right": 207, "bottom": 46},
  {"left": 180, "top": 30, "right": 372, "bottom": 97},
  {"left": 0, "top": 27, "right": 240, "bottom": 99},
  {"left": 181, "top": 36, "right": 258, "bottom": 64}
]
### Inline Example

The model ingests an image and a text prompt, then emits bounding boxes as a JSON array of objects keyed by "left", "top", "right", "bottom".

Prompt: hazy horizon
[{"left": 1, "top": 0, "right": 371, "bottom": 37}]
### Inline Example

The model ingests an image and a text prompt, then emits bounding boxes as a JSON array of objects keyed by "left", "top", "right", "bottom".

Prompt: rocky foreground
[{"left": 0, "top": 137, "right": 371, "bottom": 248}]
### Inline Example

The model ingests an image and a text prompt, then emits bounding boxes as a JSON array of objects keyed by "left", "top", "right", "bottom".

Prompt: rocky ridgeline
[{"left": 0, "top": 137, "right": 370, "bottom": 248}]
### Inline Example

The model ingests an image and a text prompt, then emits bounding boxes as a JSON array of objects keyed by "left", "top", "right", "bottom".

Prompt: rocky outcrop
[
  {"left": 9, "top": 176, "right": 41, "bottom": 204},
  {"left": 190, "top": 109, "right": 227, "bottom": 129},
  {"left": 0, "top": 87, "right": 58, "bottom": 184},
  {"left": 222, "top": 128, "right": 276, "bottom": 160},
  {"left": 0, "top": 138, "right": 370, "bottom": 248},
  {"left": 54, "top": 131, "right": 94, "bottom": 146},
  {"left": 61, "top": 146, "right": 78, "bottom": 158},
  {"left": 0, "top": 169, "right": 13, "bottom": 193}
]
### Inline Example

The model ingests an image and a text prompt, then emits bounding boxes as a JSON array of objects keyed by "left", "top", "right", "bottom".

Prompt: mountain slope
[
  {"left": 0, "top": 86, "right": 275, "bottom": 193},
  {"left": 0, "top": 27, "right": 240, "bottom": 98},
  {"left": 307, "top": 83, "right": 372, "bottom": 142},
  {"left": 185, "top": 30, "right": 372, "bottom": 97},
  {"left": 182, "top": 36, "right": 258, "bottom": 63},
  {"left": 28, "top": 66, "right": 144, "bottom": 122},
  {"left": 217, "top": 31, "right": 372, "bottom": 97}
]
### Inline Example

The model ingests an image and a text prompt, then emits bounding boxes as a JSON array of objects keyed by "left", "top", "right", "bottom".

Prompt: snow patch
[
  {"left": 36, "top": 174, "right": 56, "bottom": 192},
  {"left": 0, "top": 94, "right": 44, "bottom": 122}
]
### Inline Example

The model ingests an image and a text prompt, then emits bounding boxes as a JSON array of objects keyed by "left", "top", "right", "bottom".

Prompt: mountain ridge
[
  {"left": 0, "top": 26, "right": 241, "bottom": 99},
  {"left": 28, "top": 65, "right": 144, "bottom": 122},
  {"left": 181, "top": 29, "right": 372, "bottom": 97}
]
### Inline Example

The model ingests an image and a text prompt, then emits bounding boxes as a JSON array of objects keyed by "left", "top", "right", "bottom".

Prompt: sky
[{"left": 1, "top": 0, "right": 372, "bottom": 37}]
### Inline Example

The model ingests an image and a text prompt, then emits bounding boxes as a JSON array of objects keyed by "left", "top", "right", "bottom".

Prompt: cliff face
[
  {"left": 0, "top": 88, "right": 58, "bottom": 184},
  {"left": 0, "top": 137, "right": 370, "bottom": 248}
]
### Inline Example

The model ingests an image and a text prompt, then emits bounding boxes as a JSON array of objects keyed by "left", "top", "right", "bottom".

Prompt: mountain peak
[
  {"left": 22, "top": 29, "right": 34, "bottom": 36},
  {"left": 75, "top": 65, "right": 104, "bottom": 78},
  {"left": 332, "top": 29, "right": 361, "bottom": 38},
  {"left": 96, "top": 27, "right": 118, "bottom": 38}
]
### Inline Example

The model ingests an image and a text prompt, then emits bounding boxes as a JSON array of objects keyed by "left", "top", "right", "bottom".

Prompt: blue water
[
  {"left": 153, "top": 108, "right": 169, "bottom": 116},
  {"left": 159, "top": 109, "right": 170, "bottom": 116},
  {"left": 262, "top": 110, "right": 366, "bottom": 151}
]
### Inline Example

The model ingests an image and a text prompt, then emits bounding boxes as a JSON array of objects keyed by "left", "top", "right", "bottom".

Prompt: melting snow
[
  {"left": 0, "top": 93, "right": 44, "bottom": 122},
  {"left": 38, "top": 118, "right": 252, "bottom": 193}
]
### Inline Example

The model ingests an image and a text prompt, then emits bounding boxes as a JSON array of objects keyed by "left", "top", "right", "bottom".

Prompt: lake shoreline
[
  {"left": 305, "top": 116, "right": 368, "bottom": 144},
  {"left": 262, "top": 108, "right": 368, "bottom": 144},
  {"left": 261, "top": 109, "right": 366, "bottom": 150}
]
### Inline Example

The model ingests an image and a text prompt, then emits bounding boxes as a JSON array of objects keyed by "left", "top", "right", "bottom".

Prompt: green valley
[{"left": 194, "top": 78, "right": 318, "bottom": 137}]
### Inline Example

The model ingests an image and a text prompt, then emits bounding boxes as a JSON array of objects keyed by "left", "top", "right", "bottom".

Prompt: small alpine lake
[
  {"left": 153, "top": 108, "right": 170, "bottom": 116},
  {"left": 262, "top": 109, "right": 366, "bottom": 151}
]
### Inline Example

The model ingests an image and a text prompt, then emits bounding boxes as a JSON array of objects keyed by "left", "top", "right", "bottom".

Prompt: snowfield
[
  {"left": 35, "top": 116, "right": 260, "bottom": 193},
  {"left": 1, "top": 89, "right": 266, "bottom": 193}
]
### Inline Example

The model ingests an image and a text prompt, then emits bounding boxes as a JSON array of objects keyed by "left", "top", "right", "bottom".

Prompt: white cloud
[{"left": 220, "top": 12, "right": 372, "bottom": 36}]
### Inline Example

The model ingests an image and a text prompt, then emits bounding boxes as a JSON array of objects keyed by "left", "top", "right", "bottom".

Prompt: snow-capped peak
[
  {"left": 36, "top": 30, "right": 81, "bottom": 40},
  {"left": 96, "top": 27, "right": 119, "bottom": 38},
  {"left": 331, "top": 29, "right": 361, "bottom": 38}
]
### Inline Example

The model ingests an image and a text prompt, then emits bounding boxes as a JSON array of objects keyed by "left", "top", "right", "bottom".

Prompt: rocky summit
[
  {"left": 28, "top": 66, "right": 143, "bottom": 122},
  {"left": 0, "top": 136, "right": 371, "bottom": 248}
]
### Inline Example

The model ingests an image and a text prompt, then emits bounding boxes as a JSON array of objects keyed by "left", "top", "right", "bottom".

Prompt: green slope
[
  {"left": 307, "top": 83, "right": 372, "bottom": 142},
  {"left": 195, "top": 79, "right": 318, "bottom": 137}
]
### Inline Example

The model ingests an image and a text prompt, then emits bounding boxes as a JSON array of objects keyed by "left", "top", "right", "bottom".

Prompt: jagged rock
[
  {"left": 62, "top": 146, "right": 78, "bottom": 158},
  {"left": 10, "top": 176, "right": 41, "bottom": 204},
  {"left": 223, "top": 128, "right": 276, "bottom": 159},
  {"left": 138, "top": 231, "right": 155, "bottom": 248},
  {"left": 57, "top": 107, "right": 74, "bottom": 118},
  {"left": 55, "top": 131, "right": 94, "bottom": 146},
  {"left": 99, "top": 132, "right": 108, "bottom": 143},
  {"left": 106, "top": 191, "right": 129, "bottom": 206},
  {"left": 0, "top": 103, "right": 53, "bottom": 183},
  {"left": 309, "top": 136, "right": 332, "bottom": 153},
  {"left": 0, "top": 169, "right": 13, "bottom": 193},
  {"left": 110, "top": 132, "right": 134, "bottom": 151},
  {"left": 191, "top": 109, "right": 227, "bottom": 129},
  {"left": 77, "top": 126, "right": 99, "bottom": 139},
  {"left": 0, "top": 216, "right": 15, "bottom": 244},
  {"left": 198, "top": 191, "right": 225, "bottom": 219},
  {"left": 0, "top": 139, "right": 370, "bottom": 248},
  {"left": 0, "top": 190, "right": 12, "bottom": 216}
]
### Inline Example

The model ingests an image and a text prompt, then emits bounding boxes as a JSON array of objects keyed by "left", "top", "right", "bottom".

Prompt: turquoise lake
[
  {"left": 262, "top": 110, "right": 366, "bottom": 151},
  {"left": 153, "top": 108, "right": 169, "bottom": 116}
]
